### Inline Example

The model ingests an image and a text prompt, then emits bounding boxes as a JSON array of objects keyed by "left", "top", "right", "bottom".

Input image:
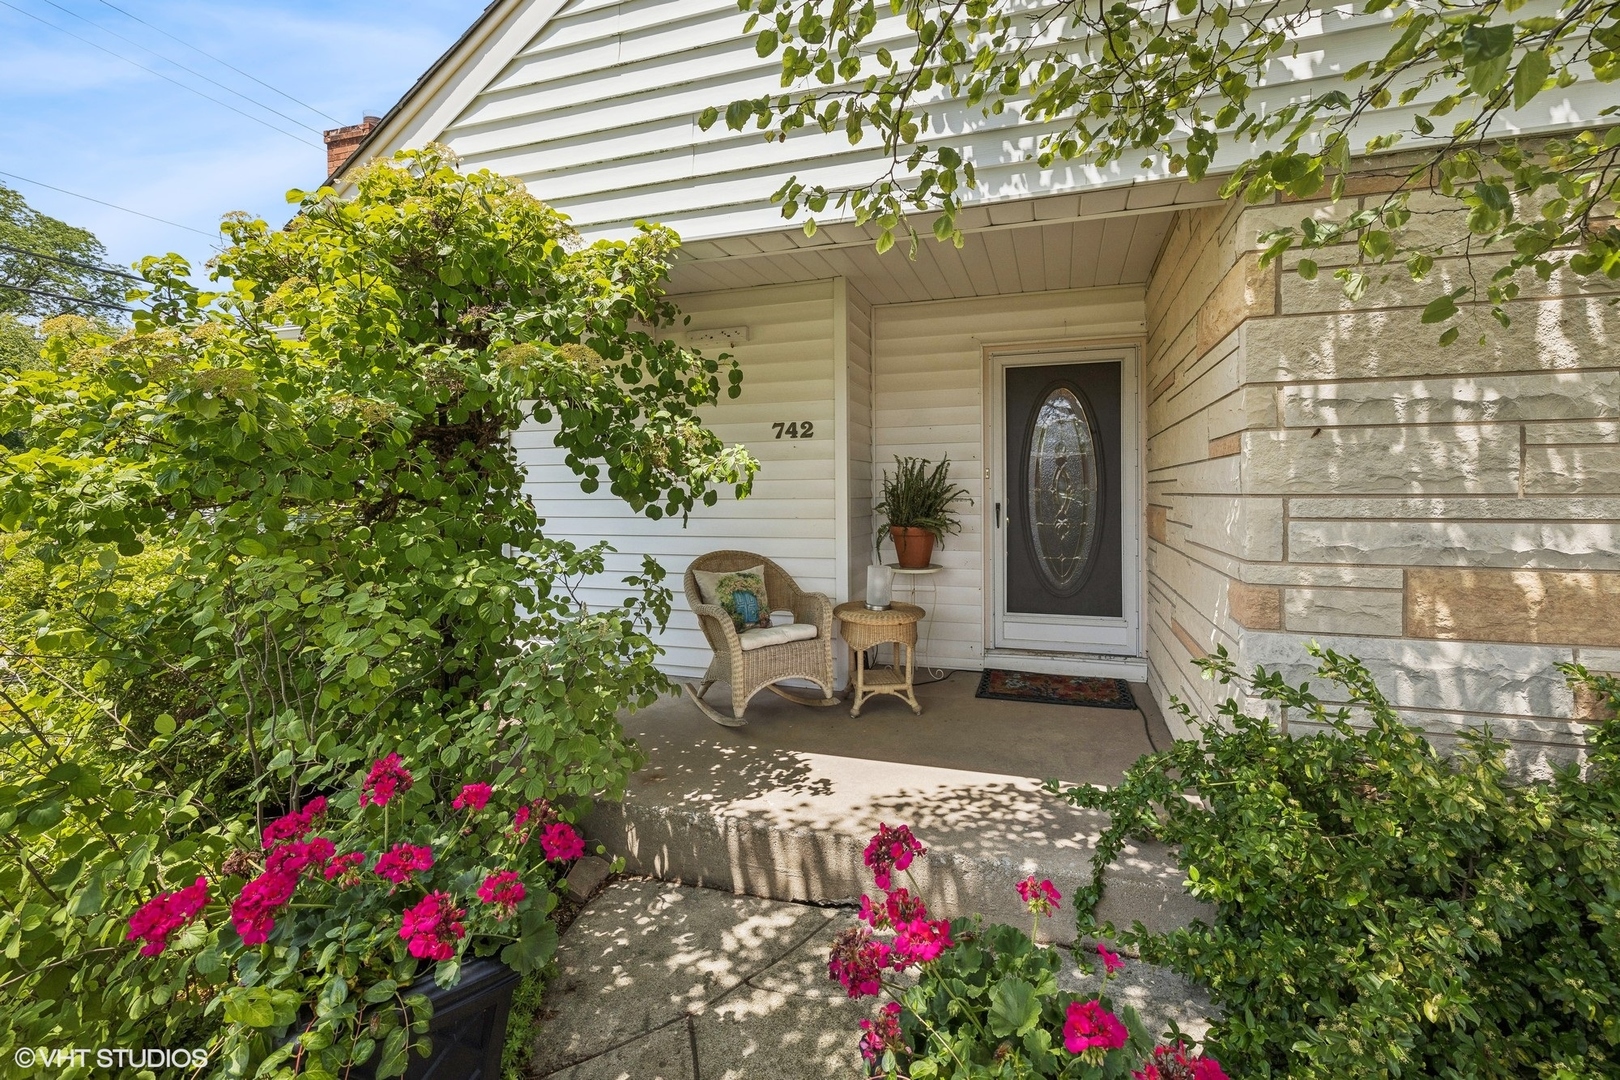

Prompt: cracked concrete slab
[
  {"left": 528, "top": 879, "right": 1215, "bottom": 1080},
  {"left": 530, "top": 879, "right": 841, "bottom": 1077}
]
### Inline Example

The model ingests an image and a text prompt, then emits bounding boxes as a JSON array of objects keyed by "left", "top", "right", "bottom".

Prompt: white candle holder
[{"left": 865, "top": 563, "right": 894, "bottom": 610}]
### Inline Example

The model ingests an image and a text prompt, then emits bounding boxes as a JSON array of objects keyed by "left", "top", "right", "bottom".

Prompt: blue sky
[{"left": 1, "top": 1, "right": 478, "bottom": 276}]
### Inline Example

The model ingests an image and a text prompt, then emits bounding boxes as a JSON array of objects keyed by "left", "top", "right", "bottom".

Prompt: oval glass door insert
[{"left": 1025, "top": 386, "right": 1101, "bottom": 594}]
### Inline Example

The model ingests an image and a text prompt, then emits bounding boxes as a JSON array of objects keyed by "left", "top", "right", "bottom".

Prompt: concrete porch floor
[{"left": 582, "top": 671, "right": 1207, "bottom": 941}]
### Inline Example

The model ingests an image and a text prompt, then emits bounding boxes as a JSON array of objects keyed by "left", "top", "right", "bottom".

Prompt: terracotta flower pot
[{"left": 889, "top": 527, "right": 935, "bottom": 569}]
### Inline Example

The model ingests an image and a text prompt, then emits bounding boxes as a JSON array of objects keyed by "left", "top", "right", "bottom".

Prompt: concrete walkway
[
  {"left": 583, "top": 672, "right": 1208, "bottom": 941},
  {"left": 527, "top": 879, "right": 1213, "bottom": 1080}
]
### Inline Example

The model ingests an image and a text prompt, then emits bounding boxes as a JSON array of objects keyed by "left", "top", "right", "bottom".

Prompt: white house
[{"left": 327, "top": 0, "right": 1619, "bottom": 769}]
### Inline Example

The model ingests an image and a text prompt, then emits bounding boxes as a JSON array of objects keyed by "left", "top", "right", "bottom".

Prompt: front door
[{"left": 990, "top": 347, "right": 1140, "bottom": 657}]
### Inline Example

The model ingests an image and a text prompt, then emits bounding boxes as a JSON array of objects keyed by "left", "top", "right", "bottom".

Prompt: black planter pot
[{"left": 350, "top": 959, "right": 523, "bottom": 1080}]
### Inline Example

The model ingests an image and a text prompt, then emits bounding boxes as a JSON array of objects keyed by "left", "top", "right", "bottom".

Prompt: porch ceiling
[{"left": 664, "top": 177, "right": 1222, "bottom": 304}]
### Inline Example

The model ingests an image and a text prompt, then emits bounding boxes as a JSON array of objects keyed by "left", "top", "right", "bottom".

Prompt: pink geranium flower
[
  {"left": 399, "top": 892, "right": 466, "bottom": 961},
  {"left": 1132, "top": 1042, "right": 1229, "bottom": 1080},
  {"left": 827, "top": 926, "right": 891, "bottom": 998},
  {"left": 1096, "top": 943, "right": 1126, "bottom": 974},
  {"left": 857, "top": 1001, "right": 904, "bottom": 1064},
  {"left": 892, "top": 915, "right": 953, "bottom": 966},
  {"left": 1016, "top": 875, "right": 1062, "bottom": 916},
  {"left": 862, "top": 824, "right": 925, "bottom": 891},
  {"left": 231, "top": 869, "right": 298, "bottom": 946},
  {"left": 452, "top": 783, "right": 492, "bottom": 812},
  {"left": 374, "top": 843, "right": 434, "bottom": 885},
  {"left": 1063, "top": 999, "right": 1128, "bottom": 1054},
  {"left": 261, "top": 796, "right": 328, "bottom": 849},
  {"left": 539, "top": 822, "right": 584, "bottom": 862},
  {"left": 359, "top": 753, "right": 413, "bottom": 808},
  {"left": 323, "top": 851, "right": 366, "bottom": 886},
  {"left": 265, "top": 837, "right": 335, "bottom": 877},
  {"left": 477, "top": 870, "right": 526, "bottom": 917},
  {"left": 127, "top": 877, "right": 209, "bottom": 957}
]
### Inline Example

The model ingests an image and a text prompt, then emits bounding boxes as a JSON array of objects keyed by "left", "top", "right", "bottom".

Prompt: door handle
[{"left": 995, "top": 502, "right": 1001, "bottom": 528}]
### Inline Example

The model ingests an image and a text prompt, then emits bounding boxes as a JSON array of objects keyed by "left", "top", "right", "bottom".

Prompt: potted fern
[{"left": 874, "top": 456, "right": 972, "bottom": 569}]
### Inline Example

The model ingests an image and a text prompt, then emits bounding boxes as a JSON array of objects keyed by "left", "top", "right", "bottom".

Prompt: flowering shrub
[
  {"left": 1061, "top": 645, "right": 1620, "bottom": 1078},
  {"left": 0, "top": 147, "right": 755, "bottom": 1076},
  {"left": 119, "top": 755, "right": 586, "bottom": 1076},
  {"left": 836, "top": 824, "right": 1229, "bottom": 1079}
]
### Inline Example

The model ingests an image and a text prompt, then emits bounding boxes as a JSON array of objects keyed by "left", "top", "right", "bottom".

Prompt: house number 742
[{"left": 771, "top": 421, "right": 815, "bottom": 439}]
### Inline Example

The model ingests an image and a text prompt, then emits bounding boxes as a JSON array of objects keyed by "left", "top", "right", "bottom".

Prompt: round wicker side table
[{"left": 834, "top": 601, "right": 925, "bottom": 718}]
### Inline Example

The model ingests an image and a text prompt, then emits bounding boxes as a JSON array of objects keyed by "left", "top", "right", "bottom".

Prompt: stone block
[
  {"left": 1280, "top": 370, "right": 1620, "bottom": 428},
  {"left": 1523, "top": 444, "right": 1620, "bottom": 495},
  {"left": 1279, "top": 251, "right": 1618, "bottom": 316},
  {"left": 1523, "top": 420, "right": 1620, "bottom": 445},
  {"left": 1406, "top": 568, "right": 1620, "bottom": 647},
  {"left": 1152, "top": 452, "right": 1241, "bottom": 496},
  {"left": 1171, "top": 618, "right": 1208, "bottom": 658},
  {"left": 1181, "top": 494, "right": 1285, "bottom": 561},
  {"left": 1147, "top": 504, "right": 1168, "bottom": 543},
  {"left": 1236, "top": 200, "right": 1355, "bottom": 252},
  {"left": 1283, "top": 586, "right": 1403, "bottom": 636},
  {"left": 1197, "top": 254, "right": 1275, "bottom": 358},
  {"left": 1243, "top": 563, "right": 1405, "bottom": 588},
  {"left": 565, "top": 855, "right": 613, "bottom": 904},
  {"left": 1245, "top": 425, "right": 1521, "bottom": 495},
  {"left": 1243, "top": 297, "right": 1620, "bottom": 383},
  {"left": 1229, "top": 580, "right": 1283, "bottom": 630},
  {"left": 1207, "top": 432, "right": 1242, "bottom": 458},
  {"left": 1288, "top": 495, "right": 1620, "bottom": 521},
  {"left": 1287, "top": 519, "right": 1620, "bottom": 569},
  {"left": 1239, "top": 630, "right": 1577, "bottom": 720}
]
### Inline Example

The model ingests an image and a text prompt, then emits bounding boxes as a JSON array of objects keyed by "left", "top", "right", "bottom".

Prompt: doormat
[{"left": 975, "top": 669, "right": 1137, "bottom": 710}]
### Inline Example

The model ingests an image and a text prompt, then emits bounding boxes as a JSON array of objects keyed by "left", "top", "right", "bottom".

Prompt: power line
[
  {"left": 0, "top": 281, "right": 132, "bottom": 312},
  {"left": 91, "top": 0, "right": 342, "bottom": 126},
  {"left": 0, "top": 170, "right": 217, "bottom": 239},
  {"left": 0, "top": 0, "right": 319, "bottom": 148},
  {"left": 34, "top": 0, "right": 323, "bottom": 135},
  {"left": 0, "top": 242, "right": 142, "bottom": 282}
]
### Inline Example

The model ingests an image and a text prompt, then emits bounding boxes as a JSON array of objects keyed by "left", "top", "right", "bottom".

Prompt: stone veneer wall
[{"left": 1143, "top": 193, "right": 1620, "bottom": 774}]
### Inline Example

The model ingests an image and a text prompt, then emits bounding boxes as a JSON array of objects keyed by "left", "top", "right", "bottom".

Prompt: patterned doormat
[{"left": 975, "top": 669, "right": 1137, "bottom": 710}]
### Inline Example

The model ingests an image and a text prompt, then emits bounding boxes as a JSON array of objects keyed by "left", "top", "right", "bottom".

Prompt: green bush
[
  {"left": 1062, "top": 645, "right": 1620, "bottom": 1079},
  {"left": 0, "top": 147, "right": 755, "bottom": 1077}
]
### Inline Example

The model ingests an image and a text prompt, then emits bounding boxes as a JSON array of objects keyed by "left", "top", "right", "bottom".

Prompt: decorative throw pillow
[{"left": 693, "top": 565, "right": 772, "bottom": 632}]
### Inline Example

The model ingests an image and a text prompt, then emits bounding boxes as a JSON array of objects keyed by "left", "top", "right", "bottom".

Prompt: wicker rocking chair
[{"left": 681, "top": 550, "right": 839, "bottom": 727}]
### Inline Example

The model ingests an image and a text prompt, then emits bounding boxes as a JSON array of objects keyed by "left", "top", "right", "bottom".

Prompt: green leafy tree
[
  {"left": 0, "top": 182, "right": 129, "bottom": 318},
  {"left": 0, "top": 147, "right": 756, "bottom": 1076},
  {"left": 705, "top": 0, "right": 1620, "bottom": 338}
]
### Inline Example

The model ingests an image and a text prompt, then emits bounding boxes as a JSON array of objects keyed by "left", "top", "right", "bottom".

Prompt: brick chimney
[{"left": 323, "top": 116, "right": 381, "bottom": 177}]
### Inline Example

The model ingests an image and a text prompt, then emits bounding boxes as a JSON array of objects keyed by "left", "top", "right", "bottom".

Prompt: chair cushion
[
  {"left": 693, "top": 565, "right": 772, "bottom": 631},
  {"left": 738, "top": 622, "right": 818, "bottom": 652}
]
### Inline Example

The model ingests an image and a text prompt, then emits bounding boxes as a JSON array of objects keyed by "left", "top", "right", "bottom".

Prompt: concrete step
[{"left": 582, "top": 673, "right": 1211, "bottom": 944}]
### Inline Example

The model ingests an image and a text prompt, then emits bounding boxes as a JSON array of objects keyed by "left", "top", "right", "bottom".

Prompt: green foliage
[
  {"left": 0, "top": 146, "right": 756, "bottom": 1077},
  {"left": 886, "top": 920, "right": 1154, "bottom": 1079},
  {"left": 1058, "top": 645, "right": 1620, "bottom": 1078},
  {"left": 707, "top": 0, "right": 1620, "bottom": 336},
  {"left": 0, "top": 182, "right": 129, "bottom": 318},
  {"left": 873, "top": 455, "right": 972, "bottom": 552},
  {"left": 500, "top": 966, "right": 551, "bottom": 1080}
]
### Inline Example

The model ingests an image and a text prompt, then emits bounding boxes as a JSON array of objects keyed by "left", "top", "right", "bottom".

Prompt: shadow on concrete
[{"left": 583, "top": 672, "right": 1207, "bottom": 943}]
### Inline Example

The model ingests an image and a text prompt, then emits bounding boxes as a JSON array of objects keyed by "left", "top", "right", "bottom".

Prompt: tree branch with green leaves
[{"left": 706, "top": 0, "right": 1620, "bottom": 337}]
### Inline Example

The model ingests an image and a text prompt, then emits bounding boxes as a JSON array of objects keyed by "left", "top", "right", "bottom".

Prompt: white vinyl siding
[
  {"left": 871, "top": 286, "right": 1147, "bottom": 670},
  {"left": 369, "top": 0, "right": 1610, "bottom": 248},
  {"left": 515, "top": 281, "right": 836, "bottom": 679}
]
